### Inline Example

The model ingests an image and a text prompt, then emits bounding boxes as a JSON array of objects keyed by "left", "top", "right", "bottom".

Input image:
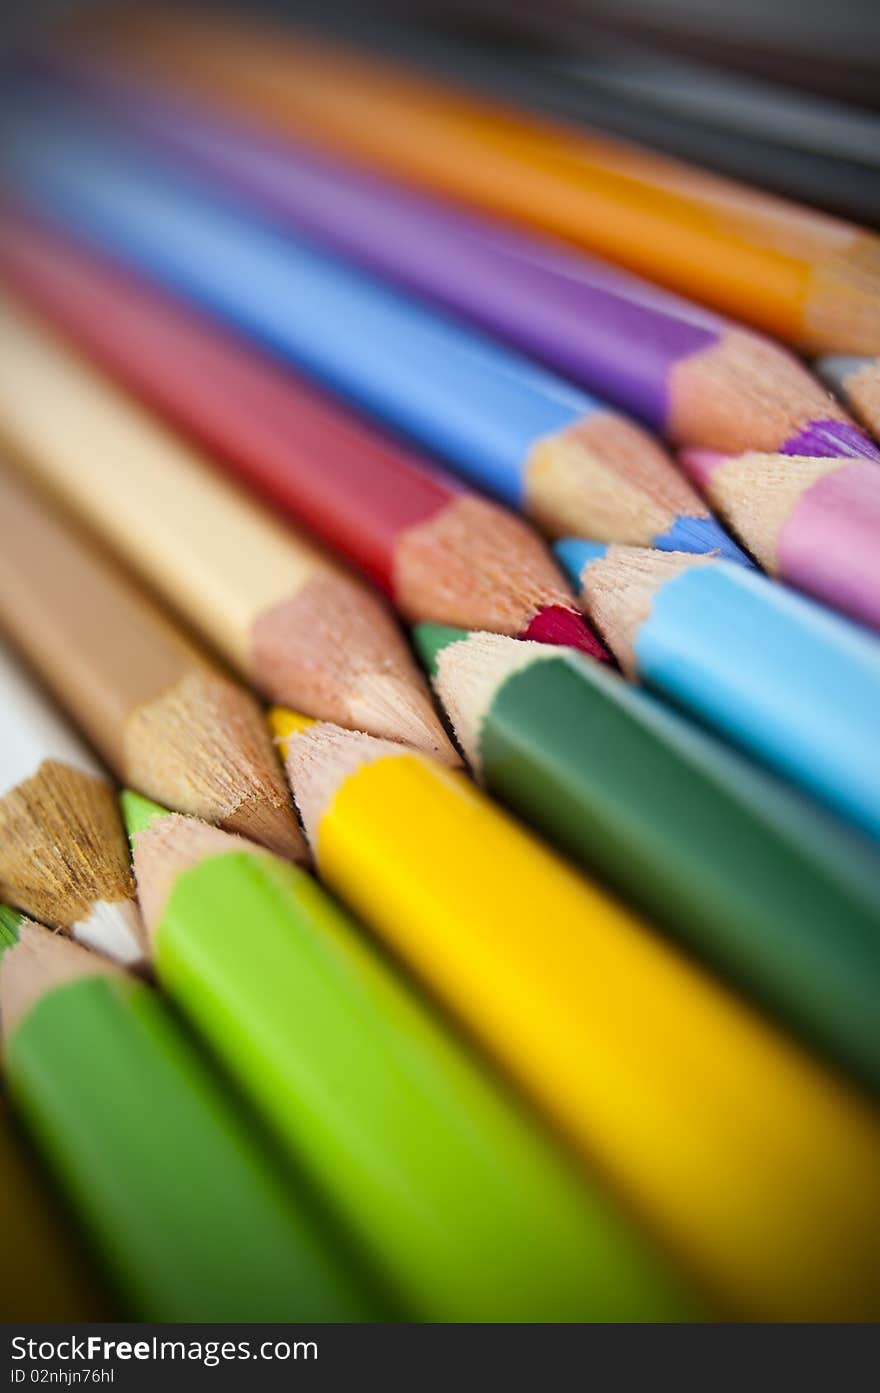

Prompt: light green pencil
[{"left": 123, "top": 790, "right": 704, "bottom": 1322}]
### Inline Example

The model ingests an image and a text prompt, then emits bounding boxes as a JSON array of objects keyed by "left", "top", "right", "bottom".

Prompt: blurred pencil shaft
[{"left": 70, "top": 7, "right": 880, "bottom": 353}]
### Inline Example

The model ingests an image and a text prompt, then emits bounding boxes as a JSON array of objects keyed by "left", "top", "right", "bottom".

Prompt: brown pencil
[{"left": 0, "top": 465, "right": 305, "bottom": 861}]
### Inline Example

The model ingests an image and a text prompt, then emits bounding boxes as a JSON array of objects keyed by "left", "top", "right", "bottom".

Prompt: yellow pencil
[{"left": 272, "top": 709, "right": 880, "bottom": 1322}]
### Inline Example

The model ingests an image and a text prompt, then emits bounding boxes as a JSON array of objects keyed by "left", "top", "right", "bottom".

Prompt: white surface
[{"left": 0, "top": 643, "right": 101, "bottom": 797}]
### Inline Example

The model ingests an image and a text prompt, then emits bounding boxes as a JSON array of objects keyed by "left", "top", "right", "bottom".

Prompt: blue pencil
[
  {"left": 557, "top": 540, "right": 880, "bottom": 840},
  {"left": 0, "top": 93, "right": 744, "bottom": 560}
]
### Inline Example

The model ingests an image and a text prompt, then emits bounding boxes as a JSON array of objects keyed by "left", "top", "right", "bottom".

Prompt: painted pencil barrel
[
  {"left": 12, "top": 51, "right": 720, "bottom": 433},
  {"left": 65, "top": 9, "right": 880, "bottom": 354},
  {"left": 0, "top": 106, "right": 585, "bottom": 507},
  {"left": 0, "top": 99, "right": 740, "bottom": 561},
  {"left": 135, "top": 822, "right": 697, "bottom": 1320},
  {"left": 635, "top": 563, "right": 880, "bottom": 839},
  {"left": 290, "top": 733, "right": 880, "bottom": 1320},
  {"left": 38, "top": 53, "right": 879, "bottom": 462},
  {"left": 4, "top": 965, "right": 378, "bottom": 1320},
  {"left": 418, "top": 630, "right": 880, "bottom": 1090}
]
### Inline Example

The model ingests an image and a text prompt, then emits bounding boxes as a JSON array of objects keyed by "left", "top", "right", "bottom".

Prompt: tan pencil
[
  {"left": 0, "top": 645, "right": 145, "bottom": 966},
  {"left": 0, "top": 291, "right": 453, "bottom": 759},
  {"left": 0, "top": 465, "right": 304, "bottom": 860}
]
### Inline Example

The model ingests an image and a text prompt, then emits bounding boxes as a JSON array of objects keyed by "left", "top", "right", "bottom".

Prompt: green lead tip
[
  {"left": 0, "top": 904, "right": 23, "bottom": 954},
  {"left": 120, "top": 790, "right": 172, "bottom": 842},
  {"left": 412, "top": 623, "right": 469, "bottom": 676}
]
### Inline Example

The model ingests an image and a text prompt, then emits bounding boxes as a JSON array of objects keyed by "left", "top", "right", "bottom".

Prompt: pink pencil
[{"left": 682, "top": 449, "right": 880, "bottom": 632}]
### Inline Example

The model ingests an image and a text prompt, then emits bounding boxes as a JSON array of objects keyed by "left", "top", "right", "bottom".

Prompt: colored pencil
[
  {"left": 0, "top": 213, "right": 600, "bottom": 653},
  {"left": 679, "top": 447, "right": 880, "bottom": 632},
  {"left": 817, "top": 355, "right": 880, "bottom": 440},
  {"left": 414, "top": 624, "right": 880, "bottom": 1090},
  {"left": 72, "top": 8, "right": 880, "bottom": 355},
  {"left": 558, "top": 542, "right": 880, "bottom": 838},
  {"left": 0, "top": 912, "right": 379, "bottom": 1320},
  {"left": 0, "top": 467, "right": 304, "bottom": 860},
  {"left": 0, "top": 1088, "right": 112, "bottom": 1320},
  {"left": 34, "top": 51, "right": 880, "bottom": 463},
  {"left": 0, "top": 646, "right": 145, "bottom": 967},
  {"left": 273, "top": 712, "right": 880, "bottom": 1321},
  {"left": 0, "top": 294, "right": 455, "bottom": 758},
  {"left": 0, "top": 101, "right": 744, "bottom": 563},
  {"left": 122, "top": 790, "right": 699, "bottom": 1321}
]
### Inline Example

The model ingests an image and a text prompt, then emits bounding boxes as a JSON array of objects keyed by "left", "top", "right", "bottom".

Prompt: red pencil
[{"left": 0, "top": 204, "right": 605, "bottom": 657}]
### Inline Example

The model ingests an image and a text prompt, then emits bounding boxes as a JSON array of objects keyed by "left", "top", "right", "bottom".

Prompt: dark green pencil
[
  {"left": 415, "top": 626, "right": 880, "bottom": 1093},
  {"left": 0, "top": 909, "right": 383, "bottom": 1321}
]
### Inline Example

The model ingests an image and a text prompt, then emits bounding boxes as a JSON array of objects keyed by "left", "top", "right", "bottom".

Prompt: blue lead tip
[
  {"left": 554, "top": 539, "right": 608, "bottom": 588},
  {"left": 653, "top": 514, "right": 753, "bottom": 566}
]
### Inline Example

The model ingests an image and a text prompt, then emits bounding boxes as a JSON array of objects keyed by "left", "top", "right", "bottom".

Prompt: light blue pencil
[
  {"left": 0, "top": 90, "right": 745, "bottom": 559},
  {"left": 557, "top": 539, "right": 880, "bottom": 840}
]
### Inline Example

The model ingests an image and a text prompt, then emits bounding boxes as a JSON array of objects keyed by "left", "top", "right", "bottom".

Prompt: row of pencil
[
  {"left": 1, "top": 2, "right": 879, "bottom": 1325},
  {"left": 4, "top": 634, "right": 880, "bottom": 1322}
]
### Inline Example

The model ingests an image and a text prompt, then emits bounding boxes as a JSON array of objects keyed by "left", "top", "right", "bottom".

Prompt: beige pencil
[
  {"left": 0, "top": 465, "right": 305, "bottom": 860},
  {"left": 0, "top": 291, "right": 453, "bottom": 759}
]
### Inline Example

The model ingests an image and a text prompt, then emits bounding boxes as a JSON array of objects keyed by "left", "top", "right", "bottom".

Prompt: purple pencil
[{"left": 30, "top": 47, "right": 880, "bottom": 469}]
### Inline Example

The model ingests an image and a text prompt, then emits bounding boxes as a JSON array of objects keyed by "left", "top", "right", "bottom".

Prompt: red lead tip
[{"left": 521, "top": 605, "right": 611, "bottom": 662}]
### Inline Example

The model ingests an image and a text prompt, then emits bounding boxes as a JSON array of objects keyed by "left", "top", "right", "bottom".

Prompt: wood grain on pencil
[
  {"left": 0, "top": 466, "right": 304, "bottom": 859},
  {"left": 0, "top": 291, "right": 454, "bottom": 759}
]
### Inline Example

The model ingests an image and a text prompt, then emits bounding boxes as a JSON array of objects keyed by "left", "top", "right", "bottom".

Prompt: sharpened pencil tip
[
  {"left": 411, "top": 624, "right": 469, "bottom": 677},
  {"left": 223, "top": 791, "right": 309, "bottom": 863},
  {"left": 554, "top": 540, "right": 608, "bottom": 588},
  {"left": 120, "top": 790, "right": 172, "bottom": 842},
  {"left": 521, "top": 605, "right": 610, "bottom": 661}
]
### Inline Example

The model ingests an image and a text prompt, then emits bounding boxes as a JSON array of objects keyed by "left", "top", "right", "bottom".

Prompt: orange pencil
[{"left": 72, "top": 6, "right": 880, "bottom": 355}]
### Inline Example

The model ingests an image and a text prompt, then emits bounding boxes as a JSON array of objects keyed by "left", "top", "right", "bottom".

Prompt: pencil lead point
[
  {"left": 268, "top": 706, "right": 316, "bottom": 760},
  {"left": 781, "top": 418, "right": 880, "bottom": 461},
  {"left": 120, "top": 790, "right": 171, "bottom": 843},
  {"left": 554, "top": 539, "right": 608, "bottom": 588},
  {"left": 72, "top": 897, "right": 148, "bottom": 969},
  {"left": 412, "top": 624, "right": 469, "bottom": 676},
  {"left": 652, "top": 513, "right": 752, "bottom": 566},
  {"left": 521, "top": 604, "right": 610, "bottom": 661}
]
